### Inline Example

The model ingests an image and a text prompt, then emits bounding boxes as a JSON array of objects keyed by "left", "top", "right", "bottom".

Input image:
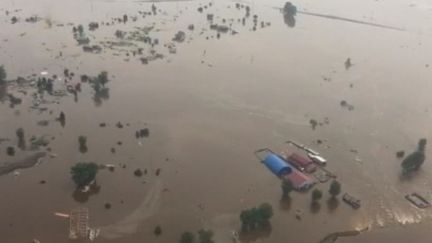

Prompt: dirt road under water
[{"left": 1, "top": 0, "right": 432, "bottom": 242}]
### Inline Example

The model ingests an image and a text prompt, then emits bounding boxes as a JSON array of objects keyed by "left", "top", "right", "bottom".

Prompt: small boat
[
  {"left": 405, "top": 193, "right": 431, "bottom": 209},
  {"left": 342, "top": 193, "right": 361, "bottom": 209}
]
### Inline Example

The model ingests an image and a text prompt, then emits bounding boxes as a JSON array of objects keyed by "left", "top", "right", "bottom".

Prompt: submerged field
[{"left": 1, "top": 0, "right": 432, "bottom": 242}]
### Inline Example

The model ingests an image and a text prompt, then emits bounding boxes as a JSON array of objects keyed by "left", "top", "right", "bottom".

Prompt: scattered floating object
[
  {"left": 342, "top": 193, "right": 361, "bottom": 209},
  {"left": 40, "top": 71, "right": 48, "bottom": 76},
  {"left": 405, "top": 193, "right": 431, "bottom": 209}
]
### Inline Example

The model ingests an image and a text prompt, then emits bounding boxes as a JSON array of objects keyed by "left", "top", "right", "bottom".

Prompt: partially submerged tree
[
  {"left": 180, "top": 232, "right": 195, "bottom": 243},
  {"left": 240, "top": 203, "right": 273, "bottom": 232},
  {"left": 16, "top": 128, "right": 26, "bottom": 149},
  {"left": 312, "top": 188, "right": 323, "bottom": 202},
  {"left": 96, "top": 71, "right": 109, "bottom": 87},
  {"left": 78, "top": 136, "right": 88, "bottom": 153},
  {"left": 6, "top": 146, "right": 15, "bottom": 156},
  {"left": 282, "top": 2, "right": 297, "bottom": 28},
  {"left": 329, "top": 180, "right": 341, "bottom": 198},
  {"left": 58, "top": 111, "right": 66, "bottom": 127},
  {"left": 197, "top": 229, "right": 214, "bottom": 243},
  {"left": 283, "top": 2, "right": 297, "bottom": 17},
  {"left": 257, "top": 203, "right": 273, "bottom": 226},
  {"left": 281, "top": 180, "right": 294, "bottom": 198},
  {"left": 0, "top": 65, "right": 6, "bottom": 84},
  {"left": 16, "top": 128, "right": 24, "bottom": 141},
  {"left": 154, "top": 225, "right": 162, "bottom": 236},
  {"left": 402, "top": 139, "right": 427, "bottom": 172},
  {"left": 70, "top": 162, "right": 98, "bottom": 188}
]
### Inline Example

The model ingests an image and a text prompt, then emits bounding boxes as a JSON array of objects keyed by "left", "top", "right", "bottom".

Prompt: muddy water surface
[{"left": 1, "top": 0, "right": 432, "bottom": 242}]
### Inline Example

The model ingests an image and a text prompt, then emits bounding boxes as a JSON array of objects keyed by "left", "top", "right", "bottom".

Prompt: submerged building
[
  {"left": 286, "top": 152, "right": 317, "bottom": 173},
  {"left": 262, "top": 152, "right": 315, "bottom": 190}
]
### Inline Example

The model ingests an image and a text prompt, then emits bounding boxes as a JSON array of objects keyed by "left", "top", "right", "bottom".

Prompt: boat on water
[
  {"left": 342, "top": 193, "right": 361, "bottom": 209},
  {"left": 405, "top": 193, "right": 431, "bottom": 209}
]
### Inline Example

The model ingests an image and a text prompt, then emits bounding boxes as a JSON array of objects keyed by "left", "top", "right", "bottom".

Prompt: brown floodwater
[{"left": 1, "top": 0, "right": 432, "bottom": 242}]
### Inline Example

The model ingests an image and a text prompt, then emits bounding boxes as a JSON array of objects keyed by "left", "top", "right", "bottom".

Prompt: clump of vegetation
[
  {"left": 77, "top": 25, "right": 84, "bottom": 35},
  {"left": 309, "top": 119, "right": 318, "bottom": 129},
  {"left": 70, "top": 162, "right": 99, "bottom": 188},
  {"left": 0, "top": 65, "right": 6, "bottom": 85},
  {"left": 36, "top": 77, "right": 54, "bottom": 94},
  {"left": 135, "top": 128, "right": 150, "bottom": 138},
  {"left": 88, "top": 22, "right": 99, "bottom": 31},
  {"left": 329, "top": 180, "right": 341, "bottom": 198},
  {"left": 154, "top": 225, "right": 162, "bottom": 236},
  {"left": 311, "top": 188, "right": 323, "bottom": 202},
  {"left": 78, "top": 136, "right": 88, "bottom": 153},
  {"left": 402, "top": 139, "right": 427, "bottom": 172},
  {"left": 240, "top": 203, "right": 273, "bottom": 232},
  {"left": 180, "top": 232, "right": 195, "bottom": 243},
  {"left": 198, "top": 229, "right": 214, "bottom": 243},
  {"left": 90, "top": 71, "right": 110, "bottom": 105}
]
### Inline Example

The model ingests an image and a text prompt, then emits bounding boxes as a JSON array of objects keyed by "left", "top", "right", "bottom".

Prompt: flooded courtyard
[{"left": 1, "top": 0, "right": 432, "bottom": 242}]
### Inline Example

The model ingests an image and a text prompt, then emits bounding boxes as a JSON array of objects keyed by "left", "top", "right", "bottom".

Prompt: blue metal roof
[{"left": 263, "top": 154, "right": 292, "bottom": 176}]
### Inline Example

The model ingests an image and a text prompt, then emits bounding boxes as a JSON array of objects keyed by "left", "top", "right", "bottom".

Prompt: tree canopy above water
[
  {"left": 402, "top": 139, "right": 427, "bottom": 172},
  {"left": 70, "top": 162, "right": 98, "bottom": 188}
]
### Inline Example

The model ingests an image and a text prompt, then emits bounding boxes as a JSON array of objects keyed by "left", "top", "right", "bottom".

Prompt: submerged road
[{"left": 298, "top": 11, "right": 405, "bottom": 31}]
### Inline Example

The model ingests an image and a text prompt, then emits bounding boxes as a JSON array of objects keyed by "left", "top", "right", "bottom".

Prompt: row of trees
[
  {"left": 179, "top": 229, "right": 214, "bottom": 243},
  {"left": 311, "top": 180, "right": 341, "bottom": 203},
  {"left": 281, "top": 179, "right": 342, "bottom": 204},
  {"left": 239, "top": 203, "right": 273, "bottom": 232}
]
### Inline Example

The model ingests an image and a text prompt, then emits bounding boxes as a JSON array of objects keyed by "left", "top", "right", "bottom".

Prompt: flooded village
[{"left": 1, "top": 0, "right": 432, "bottom": 242}]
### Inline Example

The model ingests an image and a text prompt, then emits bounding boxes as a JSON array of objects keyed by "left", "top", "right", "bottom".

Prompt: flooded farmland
[{"left": 1, "top": 0, "right": 432, "bottom": 242}]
